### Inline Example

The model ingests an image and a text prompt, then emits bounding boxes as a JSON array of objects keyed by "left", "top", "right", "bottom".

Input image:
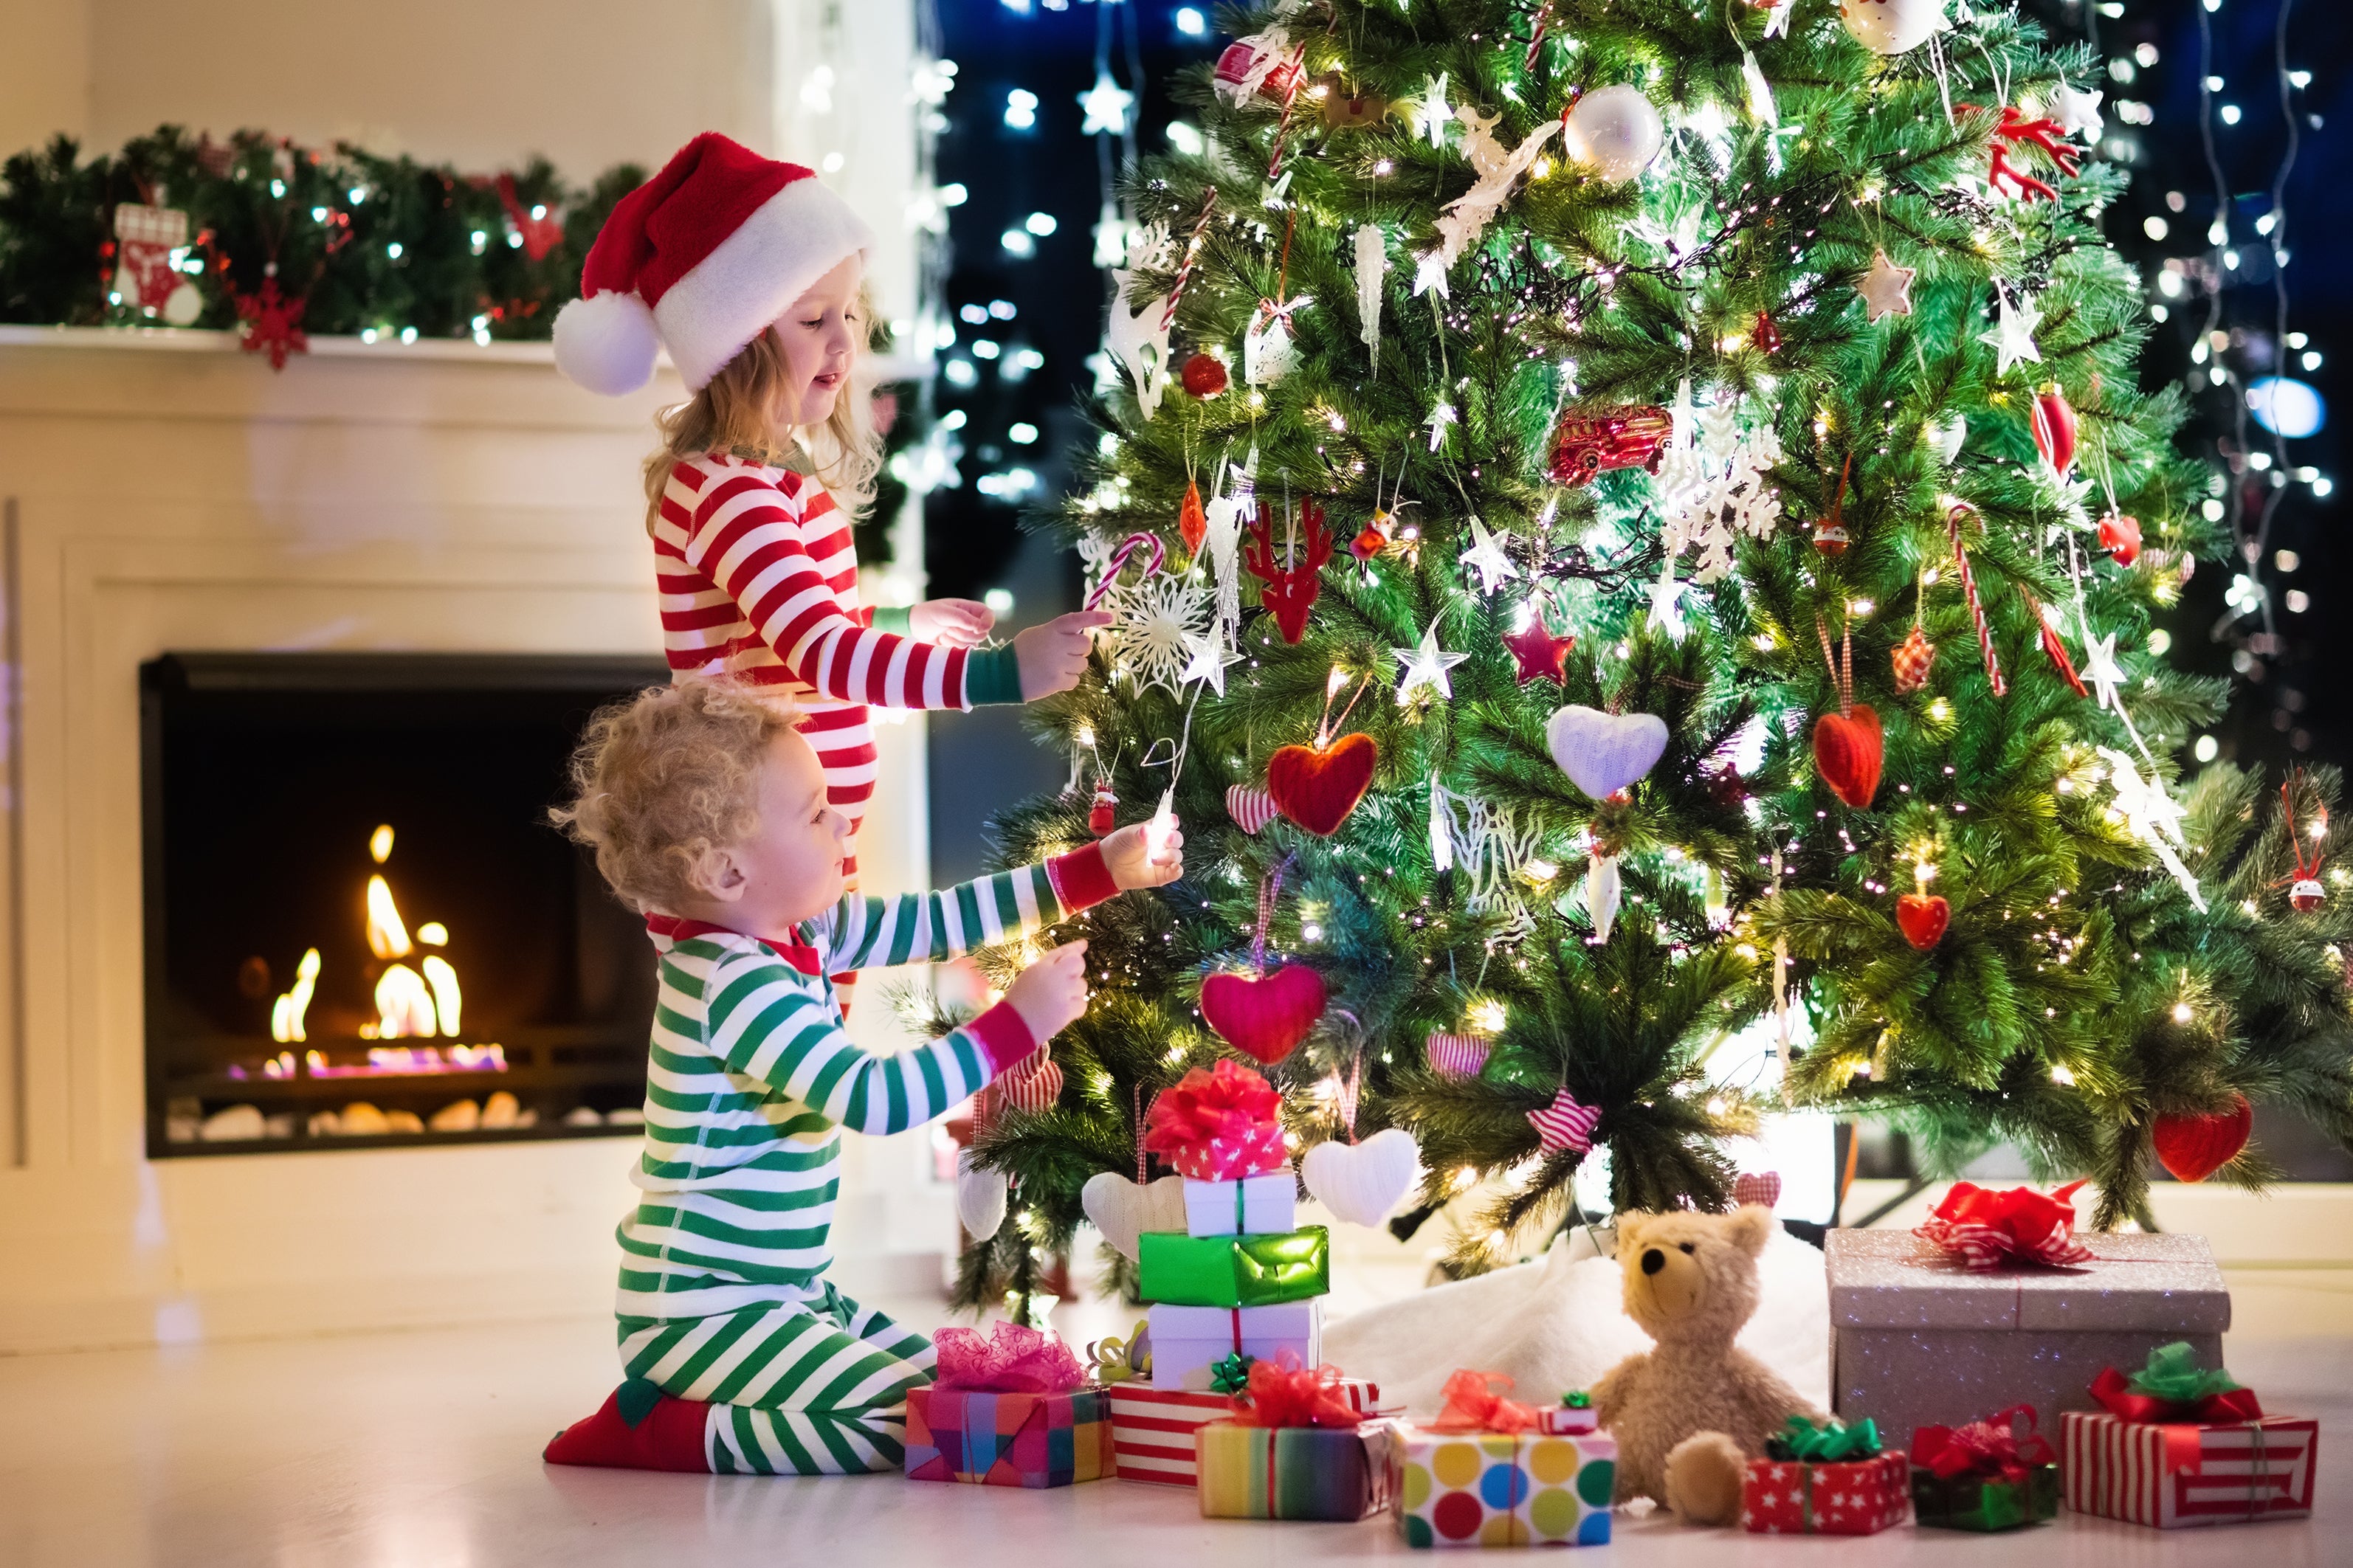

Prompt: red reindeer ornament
[{"left": 1244, "top": 497, "right": 1335, "bottom": 643}]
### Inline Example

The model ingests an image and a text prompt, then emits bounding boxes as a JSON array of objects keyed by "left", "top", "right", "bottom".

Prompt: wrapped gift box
[
  {"left": 1742, "top": 1452, "right": 1910, "bottom": 1535},
  {"left": 1107, "top": 1385, "right": 1233, "bottom": 1485},
  {"left": 1912, "top": 1462, "right": 2059, "bottom": 1530},
  {"left": 1826, "top": 1229, "right": 2229, "bottom": 1455},
  {"left": 905, "top": 1385, "right": 1111, "bottom": 1487},
  {"left": 1185, "top": 1171, "right": 1298, "bottom": 1237},
  {"left": 1138, "top": 1226, "right": 1329, "bottom": 1308},
  {"left": 2061, "top": 1409, "right": 2316, "bottom": 1527},
  {"left": 1197, "top": 1419, "right": 1399, "bottom": 1520},
  {"left": 1391, "top": 1427, "right": 1616, "bottom": 1548},
  {"left": 1149, "top": 1302, "right": 1320, "bottom": 1392}
]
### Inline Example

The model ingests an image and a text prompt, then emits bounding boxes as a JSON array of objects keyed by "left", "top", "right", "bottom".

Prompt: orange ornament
[{"left": 1178, "top": 478, "right": 1208, "bottom": 555}]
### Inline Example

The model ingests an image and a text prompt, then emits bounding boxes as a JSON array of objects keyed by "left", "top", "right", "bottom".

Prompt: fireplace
[{"left": 141, "top": 652, "right": 672, "bottom": 1157}]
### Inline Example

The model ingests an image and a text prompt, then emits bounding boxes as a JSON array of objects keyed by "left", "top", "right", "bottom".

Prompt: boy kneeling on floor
[{"left": 543, "top": 675, "right": 1180, "bottom": 1474}]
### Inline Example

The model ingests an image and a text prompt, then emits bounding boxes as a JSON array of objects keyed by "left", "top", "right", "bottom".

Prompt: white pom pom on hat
[
  {"left": 553, "top": 290, "right": 661, "bottom": 395},
  {"left": 555, "top": 132, "right": 875, "bottom": 395}
]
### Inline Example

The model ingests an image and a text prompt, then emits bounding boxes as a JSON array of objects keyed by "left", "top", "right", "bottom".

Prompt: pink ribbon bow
[{"left": 931, "top": 1321, "right": 1086, "bottom": 1393}]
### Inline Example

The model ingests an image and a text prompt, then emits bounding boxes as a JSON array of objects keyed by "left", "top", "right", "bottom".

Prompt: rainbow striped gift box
[
  {"left": 1196, "top": 1420, "right": 1400, "bottom": 1521},
  {"left": 2061, "top": 1409, "right": 2316, "bottom": 1527},
  {"left": 905, "top": 1386, "right": 1112, "bottom": 1488}
]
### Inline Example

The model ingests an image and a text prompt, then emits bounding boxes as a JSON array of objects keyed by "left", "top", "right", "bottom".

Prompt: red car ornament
[{"left": 1546, "top": 405, "right": 1675, "bottom": 488}]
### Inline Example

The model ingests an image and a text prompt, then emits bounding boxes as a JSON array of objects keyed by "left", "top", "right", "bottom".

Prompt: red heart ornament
[
  {"left": 1200, "top": 964, "right": 1327, "bottom": 1066},
  {"left": 2031, "top": 387, "right": 2078, "bottom": 476},
  {"left": 1267, "top": 732, "right": 1379, "bottom": 837},
  {"left": 1812, "top": 704, "right": 1884, "bottom": 809},
  {"left": 2098, "top": 511, "right": 2142, "bottom": 568},
  {"left": 2153, "top": 1093, "right": 2253, "bottom": 1183},
  {"left": 1897, "top": 893, "right": 1950, "bottom": 950}
]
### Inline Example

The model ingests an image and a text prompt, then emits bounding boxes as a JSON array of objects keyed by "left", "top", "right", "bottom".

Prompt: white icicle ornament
[
  {"left": 1840, "top": 0, "right": 1951, "bottom": 56},
  {"left": 1354, "top": 223, "right": 1387, "bottom": 370},
  {"left": 1586, "top": 854, "right": 1622, "bottom": 943}
]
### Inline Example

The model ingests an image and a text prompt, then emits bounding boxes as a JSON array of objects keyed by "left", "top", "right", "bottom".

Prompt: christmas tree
[{"left": 952, "top": 0, "right": 2353, "bottom": 1313}]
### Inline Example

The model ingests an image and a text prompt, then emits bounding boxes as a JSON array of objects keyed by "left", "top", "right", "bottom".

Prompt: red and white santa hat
[{"left": 554, "top": 132, "right": 875, "bottom": 395}]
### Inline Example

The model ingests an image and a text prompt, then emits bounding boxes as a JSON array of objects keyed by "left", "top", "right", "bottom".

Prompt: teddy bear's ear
[
  {"left": 1614, "top": 1212, "right": 1653, "bottom": 1257},
  {"left": 1727, "top": 1204, "right": 1775, "bottom": 1258}
]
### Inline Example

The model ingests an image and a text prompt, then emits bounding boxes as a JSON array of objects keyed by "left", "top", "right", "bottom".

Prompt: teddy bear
[{"left": 1590, "top": 1205, "right": 1825, "bottom": 1525}]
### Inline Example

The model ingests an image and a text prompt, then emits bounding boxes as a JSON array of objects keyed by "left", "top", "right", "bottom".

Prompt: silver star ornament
[{"left": 1393, "top": 621, "right": 1469, "bottom": 705}]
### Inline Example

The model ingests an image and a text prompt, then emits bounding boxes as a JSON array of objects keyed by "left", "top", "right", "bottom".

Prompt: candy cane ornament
[
  {"left": 1084, "top": 531, "right": 1169, "bottom": 612},
  {"left": 1945, "top": 502, "right": 2006, "bottom": 697}
]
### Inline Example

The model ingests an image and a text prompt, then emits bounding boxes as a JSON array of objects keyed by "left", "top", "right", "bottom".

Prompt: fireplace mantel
[{"left": 0, "top": 329, "right": 947, "bottom": 1350}]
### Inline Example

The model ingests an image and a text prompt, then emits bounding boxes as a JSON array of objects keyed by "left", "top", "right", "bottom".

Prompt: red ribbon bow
[
  {"left": 1143, "top": 1059, "right": 1287, "bottom": 1181},
  {"left": 1913, "top": 1179, "right": 2095, "bottom": 1268},
  {"left": 2089, "top": 1367, "right": 2265, "bottom": 1426},
  {"left": 1229, "top": 1353, "right": 1363, "bottom": 1429},
  {"left": 1430, "top": 1370, "right": 1545, "bottom": 1434},
  {"left": 931, "top": 1321, "right": 1086, "bottom": 1394},
  {"left": 1912, "top": 1405, "right": 2057, "bottom": 1483}
]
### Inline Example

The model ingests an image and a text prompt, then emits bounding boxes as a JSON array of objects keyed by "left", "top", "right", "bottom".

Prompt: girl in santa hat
[{"left": 551, "top": 132, "right": 1105, "bottom": 1006}]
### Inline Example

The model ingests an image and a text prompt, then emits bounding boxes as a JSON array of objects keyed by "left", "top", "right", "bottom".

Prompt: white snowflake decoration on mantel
[
  {"left": 1107, "top": 574, "right": 1211, "bottom": 697},
  {"left": 1656, "top": 392, "right": 1785, "bottom": 583}
]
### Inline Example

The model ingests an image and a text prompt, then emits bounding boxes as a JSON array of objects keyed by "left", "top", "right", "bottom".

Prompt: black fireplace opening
[{"left": 142, "top": 652, "right": 672, "bottom": 1157}]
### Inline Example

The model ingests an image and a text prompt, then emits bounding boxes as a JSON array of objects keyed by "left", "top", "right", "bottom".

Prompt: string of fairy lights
[{"left": 2110, "top": 0, "right": 2326, "bottom": 757}]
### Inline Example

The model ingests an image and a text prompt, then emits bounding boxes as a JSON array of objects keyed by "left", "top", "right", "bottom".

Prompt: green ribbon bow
[
  {"left": 1767, "top": 1414, "right": 1884, "bottom": 1462},
  {"left": 2129, "top": 1341, "right": 2245, "bottom": 1404},
  {"left": 1561, "top": 1390, "right": 1593, "bottom": 1410},
  {"left": 1209, "top": 1352, "right": 1257, "bottom": 1395}
]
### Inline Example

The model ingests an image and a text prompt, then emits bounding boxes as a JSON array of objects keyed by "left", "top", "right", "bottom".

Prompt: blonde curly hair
[{"left": 551, "top": 675, "right": 802, "bottom": 913}]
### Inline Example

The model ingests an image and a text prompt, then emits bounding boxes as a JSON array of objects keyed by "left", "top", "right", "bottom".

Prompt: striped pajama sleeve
[
  {"left": 703, "top": 955, "right": 1007, "bottom": 1136},
  {"left": 812, "top": 846, "right": 1125, "bottom": 975},
  {"left": 684, "top": 473, "right": 992, "bottom": 710}
]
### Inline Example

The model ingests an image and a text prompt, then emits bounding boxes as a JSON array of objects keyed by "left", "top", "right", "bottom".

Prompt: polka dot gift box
[{"left": 1390, "top": 1372, "right": 1616, "bottom": 1548}]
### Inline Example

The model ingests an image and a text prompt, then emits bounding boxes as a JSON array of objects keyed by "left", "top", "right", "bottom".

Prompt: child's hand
[
  {"left": 1014, "top": 611, "right": 1115, "bottom": 699},
  {"left": 910, "top": 598, "right": 995, "bottom": 648},
  {"left": 1004, "top": 940, "right": 1091, "bottom": 1042},
  {"left": 1100, "top": 821, "right": 1184, "bottom": 890}
]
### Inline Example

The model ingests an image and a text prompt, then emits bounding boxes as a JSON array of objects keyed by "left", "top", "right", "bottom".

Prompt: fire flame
[
  {"left": 366, "top": 875, "right": 412, "bottom": 960},
  {"left": 269, "top": 829, "right": 481, "bottom": 1065},
  {"left": 270, "top": 948, "right": 321, "bottom": 1043}
]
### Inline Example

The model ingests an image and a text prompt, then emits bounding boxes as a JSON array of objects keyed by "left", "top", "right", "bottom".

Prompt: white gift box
[
  {"left": 1182, "top": 1170, "right": 1298, "bottom": 1237},
  {"left": 1147, "top": 1301, "right": 1321, "bottom": 1392}
]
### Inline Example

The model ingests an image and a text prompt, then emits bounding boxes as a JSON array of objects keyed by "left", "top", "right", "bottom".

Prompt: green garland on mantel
[
  {"left": 0, "top": 125, "right": 635, "bottom": 351},
  {"left": 0, "top": 124, "right": 924, "bottom": 566}
]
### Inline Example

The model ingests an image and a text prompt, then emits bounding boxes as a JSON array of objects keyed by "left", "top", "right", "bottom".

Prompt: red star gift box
[{"left": 1741, "top": 1417, "right": 1909, "bottom": 1536}]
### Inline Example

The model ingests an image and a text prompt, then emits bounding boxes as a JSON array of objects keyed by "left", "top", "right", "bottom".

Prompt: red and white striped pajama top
[{"left": 652, "top": 452, "right": 1022, "bottom": 886}]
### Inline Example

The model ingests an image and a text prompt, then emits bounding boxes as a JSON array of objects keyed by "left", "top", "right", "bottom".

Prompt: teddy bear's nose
[{"left": 1641, "top": 1247, "right": 1665, "bottom": 1276}]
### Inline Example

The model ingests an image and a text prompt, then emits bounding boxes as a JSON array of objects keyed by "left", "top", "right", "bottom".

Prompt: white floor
[{"left": 0, "top": 1307, "right": 2343, "bottom": 1567}]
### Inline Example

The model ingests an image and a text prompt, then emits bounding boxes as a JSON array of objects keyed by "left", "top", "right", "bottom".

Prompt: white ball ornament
[
  {"left": 1841, "top": 0, "right": 1950, "bottom": 55},
  {"left": 1560, "top": 86, "right": 1665, "bottom": 183}
]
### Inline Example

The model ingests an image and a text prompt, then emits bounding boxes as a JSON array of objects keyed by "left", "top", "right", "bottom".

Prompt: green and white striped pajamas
[{"left": 618, "top": 849, "right": 1115, "bottom": 1474}]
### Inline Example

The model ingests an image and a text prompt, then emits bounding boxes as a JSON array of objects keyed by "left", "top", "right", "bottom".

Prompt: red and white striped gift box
[
  {"left": 1107, "top": 1385, "right": 1235, "bottom": 1485},
  {"left": 2061, "top": 1409, "right": 2318, "bottom": 1527}
]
